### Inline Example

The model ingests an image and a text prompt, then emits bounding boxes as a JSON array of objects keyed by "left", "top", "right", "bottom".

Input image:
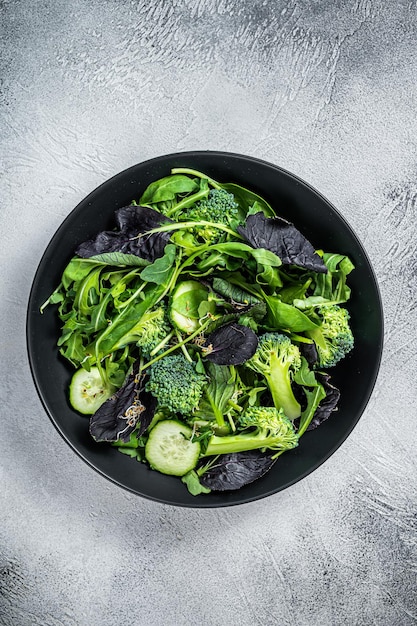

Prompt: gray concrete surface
[{"left": 1, "top": 1, "right": 417, "bottom": 624}]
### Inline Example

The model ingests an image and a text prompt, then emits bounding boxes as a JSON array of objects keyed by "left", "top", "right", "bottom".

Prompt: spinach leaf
[
  {"left": 237, "top": 213, "right": 327, "bottom": 273},
  {"left": 256, "top": 264, "right": 283, "bottom": 289},
  {"left": 139, "top": 175, "right": 199, "bottom": 205},
  {"left": 264, "top": 296, "right": 320, "bottom": 332},
  {"left": 217, "top": 183, "right": 275, "bottom": 219},
  {"left": 139, "top": 244, "right": 177, "bottom": 285},
  {"left": 181, "top": 470, "right": 211, "bottom": 495}
]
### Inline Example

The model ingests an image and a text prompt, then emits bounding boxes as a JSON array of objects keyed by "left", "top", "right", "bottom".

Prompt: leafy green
[
  {"left": 140, "top": 174, "right": 199, "bottom": 205},
  {"left": 44, "top": 166, "right": 353, "bottom": 496},
  {"left": 139, "top": 244, "right": 177, "bottom": 284}
]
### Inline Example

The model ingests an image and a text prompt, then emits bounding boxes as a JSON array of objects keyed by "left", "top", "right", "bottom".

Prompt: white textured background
[{"left": 1, "top": 1, "right": 417, "bottom": 624}]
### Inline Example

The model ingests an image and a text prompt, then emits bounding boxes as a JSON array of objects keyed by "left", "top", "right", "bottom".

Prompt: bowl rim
[{"left": 26, "top": 150, "right": 384, "bottom": 507}]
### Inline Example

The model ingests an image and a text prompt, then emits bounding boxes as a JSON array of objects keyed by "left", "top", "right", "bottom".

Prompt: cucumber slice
[
  {"left": 145, "top": 420, "right": 201, "bottom": 476},
  {"left": 69, "top": 367, "right": 115, "bottom": 415},
  {"left": 169, "top": 280, "right": 209, "bottom": 334}
]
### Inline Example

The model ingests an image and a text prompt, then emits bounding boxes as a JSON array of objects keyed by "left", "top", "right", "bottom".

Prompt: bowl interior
[{"left": 27, "top": 151, "right": 383, "bottom": 507}]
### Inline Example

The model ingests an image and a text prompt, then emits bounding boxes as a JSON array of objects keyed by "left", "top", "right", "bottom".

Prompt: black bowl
[{"left": 27, "top": 151, "right": 383, "bottom": 507}]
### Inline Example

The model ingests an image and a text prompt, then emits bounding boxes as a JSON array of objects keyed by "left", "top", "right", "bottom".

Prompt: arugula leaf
[
  {"left": 311, "top": 252, "right": 354, "bottom": 304},
  {"left": 298, "top": 384, "right": 327, "bottom": 437},
  {"left": 194, "top": 362, "right": 236, "bottom": 424}
]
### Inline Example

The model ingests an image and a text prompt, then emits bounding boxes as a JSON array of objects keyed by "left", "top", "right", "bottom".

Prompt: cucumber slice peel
[
  {"left": 69, "top": 367, "right": 115, "bottom": 415},
  {"left": 145, "top": 419, "right": 201, "bottom": 476},
  {"left": 169, "top": 280, "right": 211, "bottom": 334}
]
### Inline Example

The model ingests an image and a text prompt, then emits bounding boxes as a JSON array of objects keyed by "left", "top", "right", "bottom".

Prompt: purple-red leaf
[
  {"left": 306, "top": 373, "right": 340, "bottom": 431},
  {"left": 237, "top": 212, "right": 327, "bottom": 273},
  {"left": 200, "top": 451, "right": 276, "bottom": 491},
  {"left": 89, "top": 362, "right": 156, "bottom": 443},
  {"left": 202, "top": 323, "right": 258, "bottom": 365},
  {"left": 76, "top": 205, "right": 173, "bottom": 262}
]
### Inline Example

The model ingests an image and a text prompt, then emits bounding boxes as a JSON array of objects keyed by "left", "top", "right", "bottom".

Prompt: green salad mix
[{"left": 43, "top": 168, "right": 354, "bottom": 494}]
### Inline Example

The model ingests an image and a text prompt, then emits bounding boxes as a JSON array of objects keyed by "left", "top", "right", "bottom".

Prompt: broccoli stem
[
  {"left": 149, "top": 330, "right": 175, "bottom": 356},
  {"left": 265, "top": 353, "right": 301, "bottom": 419},
  {"left": 175, "top": 329, "right": 194, "bottom": 363},
  {"left": 205, "top": 390, "right": 226, "bottom": 430},
  {"left": 143, "top": 220, "right": 241, "bottom": 241},
  {"left": 204, "top": 432, "right": 284, "bottom": 456},
  {"left": 165, "top": 187, "right": 210, "bottom": 217},
  {"left": 141, "top": 317, "right": 213, "bottom": 372}
]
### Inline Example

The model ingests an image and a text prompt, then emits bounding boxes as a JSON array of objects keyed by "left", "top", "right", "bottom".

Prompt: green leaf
[
  {"left": 256, "top": 264, "right": 283, "bottom": 288},
  {"left": 140, "top": 175, "right": 199, "bottom": 204},
  {"left": 312, "top": 252, "right": 354, "bottom": 304},
  {"left": 293, "top": 357, "right": 320, "bottom": 387},
  {"left": 73, "top": 268, "right": 102, "bottom": 317},
  {"left": 96, "top": 287, "right": 164, "bottom": 356},
  {"left": 279, "top": 279, "right": 311, "bottom": 304},
  {"left": 212, "top": 278, "right": 261, "bottom": 306},
  {"left": 264, "top": 296, "right": 320, "bottom": 332},
  {"left": 181, "top": 470, "right": 211, "bottom": 495},
  {"left": 62, "top": 258, "right": 102, "bottom": 289},
  {"left": 211, "top": 242, "right": 281, "bottom": 267},
  {"left": 238, "top": 302, "right": 267, "bottom": 330},
  {"left": 139, "top": 244, "right": 177, "bottom": 285},
  {"left": 89, "top": 252, "right": 150, "bottom": 267},
  {"left": 298, "top": 384, "right": 326, "bottom": 437},
  {"left": 198, "top": 299, "right": 217, "bottom": 318},
  {"left": 59, "top": 333, "right": 86, "bottom": 366},
  {"left": 218, "top": 183, "right": 275, "bottom": 219},
  {"left": 194, "top": 362, "right": 235, "bottom": 425}
]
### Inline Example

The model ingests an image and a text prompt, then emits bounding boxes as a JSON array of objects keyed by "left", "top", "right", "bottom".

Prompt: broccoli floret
[
  {"left": 136, "top": 305, "right": 171, "bottom": 357},
  {"left": 245, "top": 332, "right": 302, "bottom": 419},
  {"left": 184, "top": 189, "right": 241, "bottom": 244},
  {"left": 146, "top": 354, "right": 207, "bottom": 416},
  {"left": 204, "top": 406, "right": 299, "bottom": 457},
  {"left": 111, "top": 305, "right": 171, "bottom": 357},
  {"left": 307, "top": 304, "right": 354, "bottom": 368}
]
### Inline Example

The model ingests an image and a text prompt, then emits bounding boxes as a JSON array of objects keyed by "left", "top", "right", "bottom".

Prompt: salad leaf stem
[
  {"left": 171, "top": 167, "right": 222, "bottom": 189},
  {"left": 141, "top": 317, "right": 213, "bottom": 372},
  {"left": 142, "top": 220, "right": 242, "bottom": 241}
]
